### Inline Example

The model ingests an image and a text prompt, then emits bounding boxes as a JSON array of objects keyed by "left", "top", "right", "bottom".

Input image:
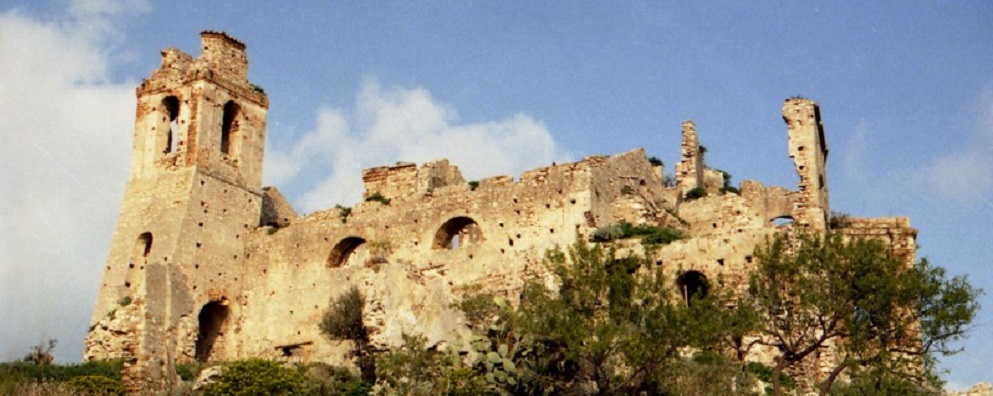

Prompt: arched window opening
[
  {"left": 162, "top": 96, "right": 180, "bottom": 154},
  {"left": 328, "top": 237, "right": 366, "bottom": 268},
  {"left": 433, "top": 217, "right": 482, "bottom": 250},
  {"left": 195, "top": 299, "right": 230, "bottom": 362},
  {"left": 220, "top": 101, "right": 241, "bottom": 156},
  {"left": 770, "top": 216, "right": 795, "bottom": 227},
  {"left": 676, "top": 271, "right": 709, "bottom": 307}
]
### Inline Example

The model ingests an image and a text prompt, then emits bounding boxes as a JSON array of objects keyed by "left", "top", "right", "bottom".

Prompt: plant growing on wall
[{"left": 320, "top": 286, "right": 375, "bottom": 382}]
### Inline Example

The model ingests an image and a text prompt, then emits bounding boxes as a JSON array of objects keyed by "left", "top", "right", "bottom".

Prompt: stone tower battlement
[{"left": 85, "top": 33, "right": 917, "bottom": 393}]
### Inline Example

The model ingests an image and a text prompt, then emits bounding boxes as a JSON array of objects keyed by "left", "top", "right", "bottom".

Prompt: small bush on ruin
[
  {"left": 720, "top": 186, "right": 739, "bottom": 195},
  {"left": 320, "top": 286, "right": 375, "bottom": 382},
  {"left": 453, "top": 285, "right": 501, "bottom": 329},
  {"left": 117, "top": 296, "right": 132, "bottom": 307},
  {"left": 336, "top": 205, "right": 352, "bottom": 222},
  {"left": 594, "top": 222, "right": 684, "bottom": 246},
  {"left": 648, "top": 156, "right": 663, "bottom": 167},
  {"left": 65, "top": 375, "right": 126, "bottom": 396},
  {"left": 365, "top": 192, "right": 391, "bottom": 205},
  {"left": 684, "top": 187, "right": 706, "bottom": 200},
  {"left": 620, "top": 185, "right": 635, "bottom": 195},
  {"left": 468, "top": 180, "right": 480, "bottom": 191},
  {"left": 202, "top": 359, "right": 305, "bottom": 396},
  {"left": 828, "top": 211, "right": 852, "bottom": 229},
  {"left": 592, "top": 225, "right": 625, "bottom": 242}
]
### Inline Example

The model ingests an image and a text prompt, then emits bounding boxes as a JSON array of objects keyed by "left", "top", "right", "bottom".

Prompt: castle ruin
[{"left": 84, "top": 32, "right": 918, "bottom": 392}]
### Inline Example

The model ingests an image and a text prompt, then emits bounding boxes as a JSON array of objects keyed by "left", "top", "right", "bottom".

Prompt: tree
[
  {"left": 747, "top": 232, "right": 980, "bottom": 395},
  {"left": 492, "top": 239, "right": 757, "bottom": 394},
  {"left": 320, "top": 286, "right": 375, "bottom": 382}
]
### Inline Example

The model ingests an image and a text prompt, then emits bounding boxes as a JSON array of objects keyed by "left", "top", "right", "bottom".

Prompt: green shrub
[
  {"left": 65, "top": 375, "right": 125, "bottom": 395},
  {"left": 203, "top": 359, "right": 305, "bottom": 396},
  {"left": 335, "top": 205, "right": 352, "bottom": 222},
  {"left": 468, "top": 181, "right": 480, "bottom": 191},
  {"left": 365, "top": 192, "right": 391, "bottom": 205},
  {"left": 175, "top": 362, "right": 203, "bottom": 382},
  {"left": 593, "top": 223, "right": 684, "bottom": 245},
  {"left": 454, "top": 285, "right": 500, "bottom": 329},
  {"left": 296, "top": 362, "right": 371, "bottom": 396},
  {"left": 684, "top": 187, "right": 706, "bottom": 200},
  {"left": 746, "top": 362, "right": 795, "bottom": 389},
  {"left": 592, "top": 225, "right": 625, "bottom": 242},
  {"left": 648, "top": 156, "right": 663, "bottom": 167},
  {"left": 620, "top": 185, "right": 635, "bottom": 195},
  {"left": 719, "top": 186, "right": 739, "bottom": 195},
  {"left": 828, "top": 211, "right": 852, "bottom": 229},
  {"left": 0, "top": 360, "right": 123, "bottom": 383},
  {"left": 117, "top": 296, "right": 132, "bottom": 307}
]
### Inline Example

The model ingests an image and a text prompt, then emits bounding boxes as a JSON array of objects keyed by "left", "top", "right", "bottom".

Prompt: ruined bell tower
[
  {"left": 85, "top": 31, "right": 268, "bottom": 391},
  {"left": 783, "top": 98, "right": 829, "bottom": 230}
]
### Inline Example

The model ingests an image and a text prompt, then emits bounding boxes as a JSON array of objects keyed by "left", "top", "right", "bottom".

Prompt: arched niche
[
  {"left": 328, "top": 237, "right": 367, "bottom": 268},
  {"left": 433, "top": 217, "right": 483, "bottom": 249}
]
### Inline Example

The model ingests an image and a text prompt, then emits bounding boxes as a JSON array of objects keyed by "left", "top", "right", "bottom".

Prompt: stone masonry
[{"left": 85, "top": 32, "right": 918, "bottom": 392}]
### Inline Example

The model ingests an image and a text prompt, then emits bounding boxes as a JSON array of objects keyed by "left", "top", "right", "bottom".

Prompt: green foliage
[
  {"left": 684, "top": 186, "right": 707, "bottom": 200},
  {"left": 468, "top": 181, "right": 480, "bottom": 191},
  {"left": 454, "top": 285, "right": 500, "bottom": 329},
  {"left": 251, "top": 83, "right": 266, "bottom": 94},
  {"left": 0, "top": 360, "right": 123, "bottom": 383},
  {"left": 365, "top": 192, "right": 391, "bottom": 205},
  {"left": 747, "top": 232, "right": 981, "bottom": 394},
  {"left": 720, "top": 186, "right": 740, "bottom": 195},
  {"left": 745, "top": 362, "right": 795, "bottom": 389},
  {"left": 175, "top": 362, "right": 203, "bottom": 382},
  {"left": 65, "top": 375, "right": 125, "bottom": 395},
  {"left": 591, "top": 225, "right": 624, "bottom": 242},
  {"left": 335, "top": 205, "right": 352, "bottom": 222},
  {"left": 117, "top": 296, "right": 132, "bottom": 307},
  {"left": 493, "top": 239, "right": 757, "bottom": 394},
  {"left": 721, "top": 170, "right": 733, "bottom": 189},
  {"left": 828, "top": 211, "right": 851, "bottom": 229},
  {"left": 828, "top": 367, "right": 932, "bottom": 396},
  {"left": 374, "top": 333, "right": 490, "bottom": 396},
  {"left": 320, "top": 286, "right": 375, "bottom": 381},
  {"left": 648, "top": 156, "right": 663, "bottom": 167},
  {"left": 320, "top": 287, "right": 367, "bottom": 343},
  {"left": 296, "top": 362, "right": 371, "bottom": 396},
  {"left": 202, "top": 359, "right": 306, "bottom": 396},
  {"left": 620, "top": 185, "right": 635, "bottom": 195},
  {"left": 0, "top": 359, "right": 124, "bottom": 396},
  {"left": 654, "top": 352, "right": 759, "bottom": 396},
  {"left": 592, "top": 222, "right": 685, "bottom": 245}
]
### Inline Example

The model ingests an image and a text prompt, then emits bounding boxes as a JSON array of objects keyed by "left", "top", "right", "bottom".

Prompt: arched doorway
[
  {"left": 676, "top": 270, "right": 709, "bottom": 306},
  {"left": 195, "top": 299, "right": 230, "bottom": 362}
]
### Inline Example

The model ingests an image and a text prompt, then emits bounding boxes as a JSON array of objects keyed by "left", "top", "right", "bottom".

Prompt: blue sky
[{"left": 1, "top": 0, "right": 990, "bottom": 389}]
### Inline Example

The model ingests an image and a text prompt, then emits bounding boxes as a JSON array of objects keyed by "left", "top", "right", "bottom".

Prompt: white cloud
[
  {"left": 917, "top": 87, "right": 993, "bottom": 206},
  {"left": 265, "top": 80, "right": 570, "bottom": 213},
  {"left": 0, "top": 1, "right": 147, "bottom": 362}
]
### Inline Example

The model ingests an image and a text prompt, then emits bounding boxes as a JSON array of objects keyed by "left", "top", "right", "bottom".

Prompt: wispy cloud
[
  {"left": 0, "top": 0, "right": 148, "bottom": 362},
  {"left": 265, "top": 80, "right": 571, "bottom": 213},
  {"left": 916, "top": 86, "right": 993, "bottom": 206}
]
